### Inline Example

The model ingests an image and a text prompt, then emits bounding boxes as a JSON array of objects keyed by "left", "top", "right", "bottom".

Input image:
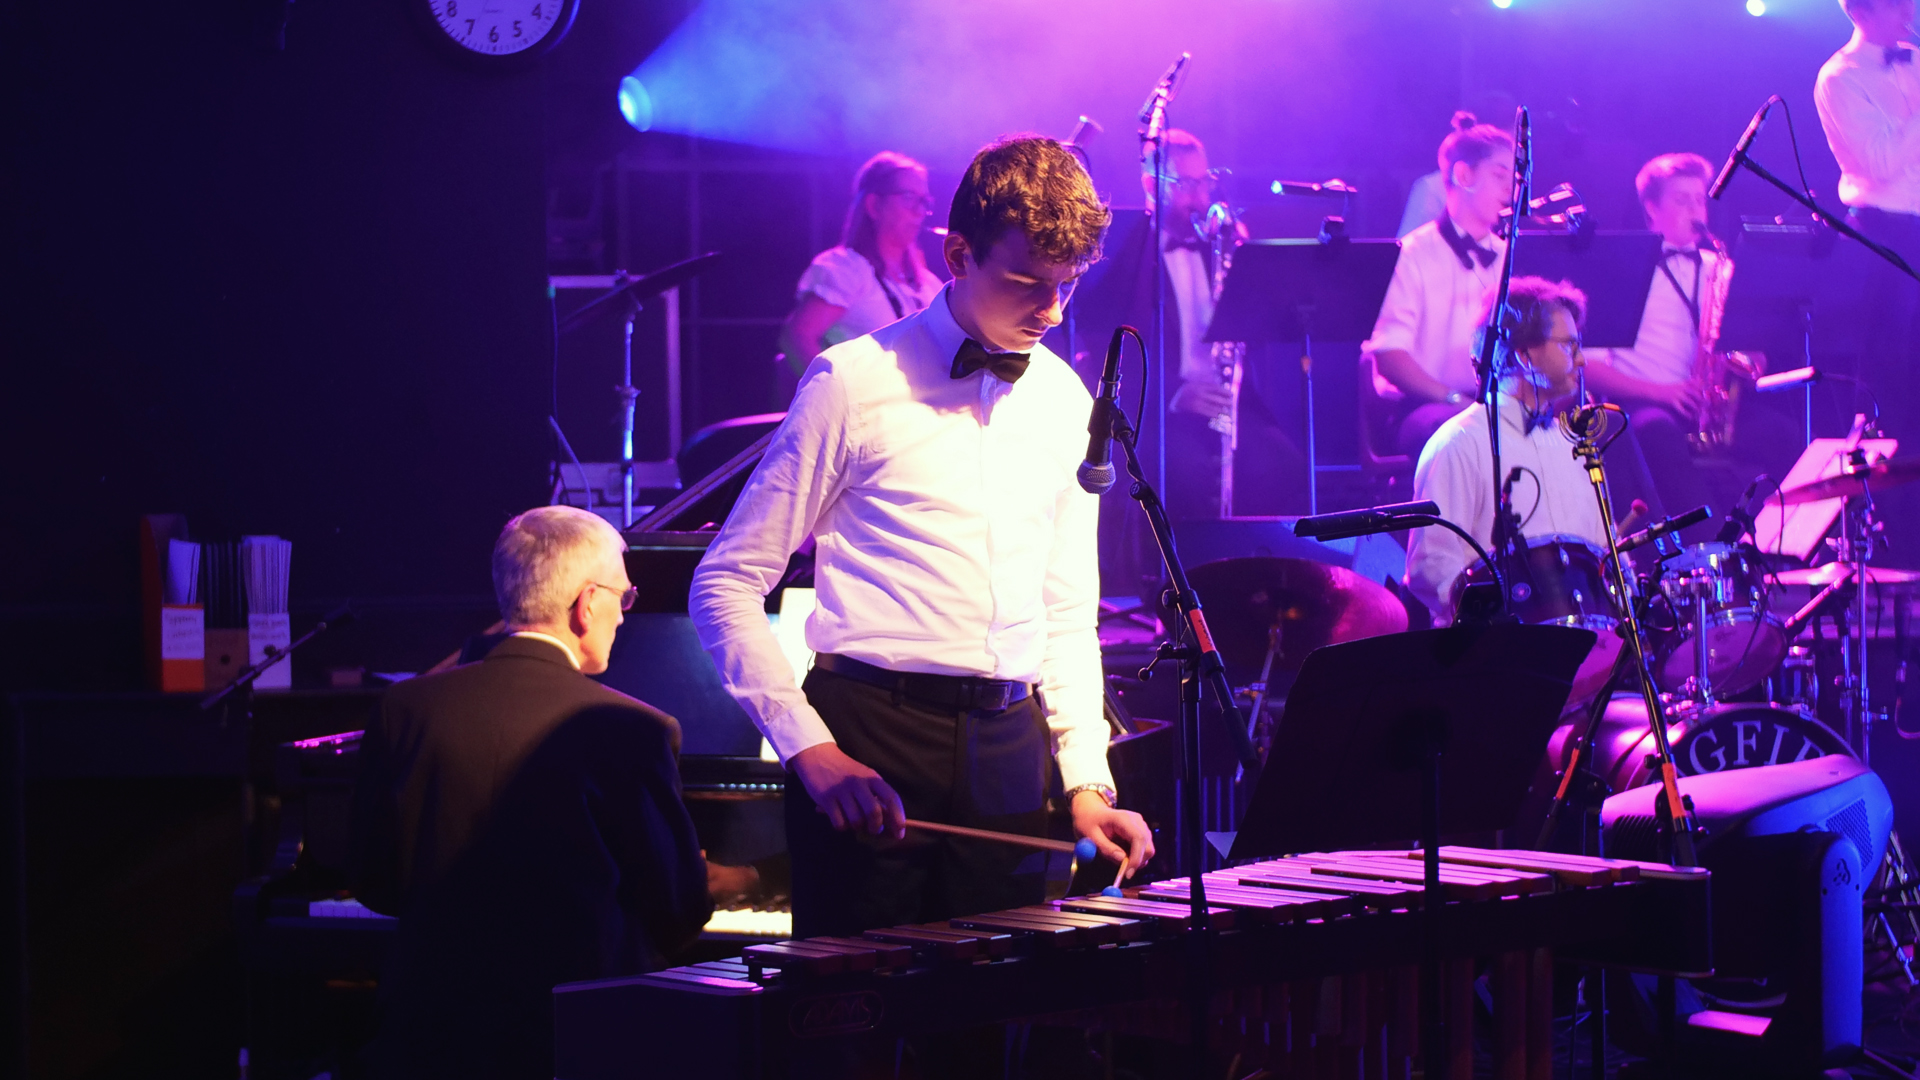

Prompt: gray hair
[{"left": 492, "top": 506, "right": 625, "bottom": 626}]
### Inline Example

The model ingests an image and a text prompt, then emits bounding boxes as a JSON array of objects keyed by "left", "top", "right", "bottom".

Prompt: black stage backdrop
[{"left": 4, "top": 1, "right": 684, "bottom": 690}]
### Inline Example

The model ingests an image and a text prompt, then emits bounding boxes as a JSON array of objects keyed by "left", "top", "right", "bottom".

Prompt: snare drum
[
  {"left": 1455, "top": 535, "right": 1623, "bottom": 708},
  {"left": 1653, "top": 542, "right": 1787, "bottom": 698}
]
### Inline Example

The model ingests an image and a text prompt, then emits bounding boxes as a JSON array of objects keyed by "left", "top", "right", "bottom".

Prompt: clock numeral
[
  {"left": 488, "top": 24, "right": 499, "bottom": 41},
  {"left": 531, "top": 2, "right": 541, "bottom": 16},
  {"left": 446, "top": 0, "right": 457, "bottom": 13},
  {"left": 512, "top": 19, "right": 522, "bottom": 36},
  {"left": 465, "top": 18, "right": 474, "bottom": 34}
]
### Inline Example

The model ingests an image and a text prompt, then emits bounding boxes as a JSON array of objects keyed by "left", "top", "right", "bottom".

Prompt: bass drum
[
  {"left": 1455, "top": 535, "right": 1623, "bottom": 710},
  {"left": 1544, "top": 697, "right": 1853, "bottom": 795}
]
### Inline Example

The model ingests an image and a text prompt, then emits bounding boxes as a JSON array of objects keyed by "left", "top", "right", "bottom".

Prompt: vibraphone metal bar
[{"left": 554, "top": 848, "right": 1710, "bottom": 1080}]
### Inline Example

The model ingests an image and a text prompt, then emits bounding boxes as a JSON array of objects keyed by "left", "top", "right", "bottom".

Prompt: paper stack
[
  {"left": 242, "top": 535, "right": 294, "bottom": 690},
  {"left": 159, "top": 538, "right": 205, "bottom": 691}
]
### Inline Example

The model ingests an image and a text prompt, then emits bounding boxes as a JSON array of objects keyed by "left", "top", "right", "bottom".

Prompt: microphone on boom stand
[
  {"left": 1078, "top": 329, "right": 1126, "bottom": 495},
  {"left": 1709, "top": 96, "right": 1777, "bottom": 201}
]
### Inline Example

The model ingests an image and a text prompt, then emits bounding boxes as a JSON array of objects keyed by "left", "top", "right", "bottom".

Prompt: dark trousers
[{"left": 786, "top": 667, "right": 1052, "bottom": 939}]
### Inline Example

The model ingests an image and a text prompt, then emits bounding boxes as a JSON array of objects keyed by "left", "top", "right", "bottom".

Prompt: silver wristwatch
[{"left": 1064, "top": 783, "right": 1117, "bottom": 809}]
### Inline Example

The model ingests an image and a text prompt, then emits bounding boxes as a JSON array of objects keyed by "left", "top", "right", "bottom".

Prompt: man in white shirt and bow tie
[
  {"left": 1818, "top": 0, "right": 1920, "bottom": 539},
  {"left": 690, "top": 136, "right": 1153, "bottom": 944},
  {"left": 1586, "top": 153, "right": 1791, "bottom": 538}
]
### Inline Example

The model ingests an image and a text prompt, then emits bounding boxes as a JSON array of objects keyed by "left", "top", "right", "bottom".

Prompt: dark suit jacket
[{"left": 349, "top": 634, "right": 711, "bottom": 1080}]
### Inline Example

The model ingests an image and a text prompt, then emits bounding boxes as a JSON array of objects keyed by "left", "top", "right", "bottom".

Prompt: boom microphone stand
[
  {"left": 1473, "top": 107, "right": 1534, "bottom": 568},
  {"left": 1138, "top": 52, "right": 1189, "bottom": 499},
  {"left": 1097, "top": 323, "right": 1255, "bottom": 1078},
  {"left": 1558, "top": 402, "right": 1700, "bottom": 868}
]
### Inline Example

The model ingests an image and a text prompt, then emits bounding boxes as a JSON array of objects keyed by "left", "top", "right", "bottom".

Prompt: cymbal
[
  {"left": 1171, "top": 557, "right": 1408, "bottom": 676},
  {"left": 1772, "top": 564, "right": 1920, "bottom": 587},
  {"left": 1776, "top": 456, "right": 1920, "bottom": 506},
  {"left": 558, "top": 251, "right": 722, "bottom": 334}
]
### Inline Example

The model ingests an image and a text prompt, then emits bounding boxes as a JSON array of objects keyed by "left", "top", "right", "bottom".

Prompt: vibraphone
[{"left": 553, "top": 847, "right": 1710, "bottom": 1080}]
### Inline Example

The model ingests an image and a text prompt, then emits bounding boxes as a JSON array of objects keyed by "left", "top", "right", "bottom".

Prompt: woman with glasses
[{"left": 779, "top": 151, "right": 944, "bottom": 378}]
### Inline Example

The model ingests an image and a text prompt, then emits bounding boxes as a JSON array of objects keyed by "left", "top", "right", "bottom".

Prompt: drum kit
[{"left": 1152, "top": 440, "right": 1920, "bottom": 984}]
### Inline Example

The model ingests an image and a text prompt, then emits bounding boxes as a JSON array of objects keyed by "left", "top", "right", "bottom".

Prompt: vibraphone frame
[{"left": 554, "top": 850, "right": 1710, "bottom": 1080}]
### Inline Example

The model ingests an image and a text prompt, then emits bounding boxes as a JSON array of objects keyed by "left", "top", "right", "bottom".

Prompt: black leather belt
[{"left": 813, "top": 653, "right": 1032, "bottom": 713}]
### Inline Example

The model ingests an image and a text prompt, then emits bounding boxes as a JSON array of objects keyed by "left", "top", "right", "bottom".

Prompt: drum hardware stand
[
  {"left": 1234, "top": 625, "right": 1281, "bottom": 782},
  {"left": 1835, "top": 439, "right": 1885, "bottom": 764},
  {"left": 1099, "top": 324, "right": 1254, "bottom": 1080},
  {"left": 1868, "top": 832, "right": 1920, "bottom": 988},
  {"left": 1561, "top": 401, "right": 1700, "bottom": 868}
]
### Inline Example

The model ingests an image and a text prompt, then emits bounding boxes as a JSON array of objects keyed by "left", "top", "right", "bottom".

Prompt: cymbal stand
[
  {"left": 1839, "top": 444, "right": 1880, "bottom": 763},
  {"left": 1562, "top": 402, "right": 1699, "bottom": 868},
  {"left": 616, "top": 278, "right": 642, "bottom": 530}
]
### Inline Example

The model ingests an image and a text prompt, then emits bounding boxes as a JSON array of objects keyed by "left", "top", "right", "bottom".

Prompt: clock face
[{"left": 428, "top": 0, "right": 568, "bottom": 57}]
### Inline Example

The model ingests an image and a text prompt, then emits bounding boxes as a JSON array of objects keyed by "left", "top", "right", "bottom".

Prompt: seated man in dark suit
[{"left": 350, "top": 504, "right": 712, "bottom": 1080}]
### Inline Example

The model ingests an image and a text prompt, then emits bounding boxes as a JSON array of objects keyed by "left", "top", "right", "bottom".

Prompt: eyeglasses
[
  {"left": 580, "top": 581, "right": 639, "bottom": 612},
  {"left": 1149, "top": 173, "right": 1217, "bottom": 192},
  {"left": 882, "top": 191, "right": 935, "bottom": 212}
]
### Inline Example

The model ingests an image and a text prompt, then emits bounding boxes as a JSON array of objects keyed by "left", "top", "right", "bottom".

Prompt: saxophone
[
  {"left": 1686, "top": 227, "right": 1761, "bottom": 454},
  {"left": 1203, "top": 200, "right": 1246, "bottom": 518}
]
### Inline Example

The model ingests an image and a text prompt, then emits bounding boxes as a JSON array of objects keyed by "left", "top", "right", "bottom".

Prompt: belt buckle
[{"left": 975, "top": 680, "right": 1013, "bottom": 712}]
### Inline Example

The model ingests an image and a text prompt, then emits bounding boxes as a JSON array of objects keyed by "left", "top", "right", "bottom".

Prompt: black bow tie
[
  {"left": 951, "top": 338, "right": 1031, "bottom": 384},
  {"left": 1664, "top": 246, "right": 1703, "bottom": 265},
  {"left": 1438, "top": 214, "right": 1498, "bottom": 269},
  {"left": 1889, "top": 46, "right": 1913, "bottom": 66}
]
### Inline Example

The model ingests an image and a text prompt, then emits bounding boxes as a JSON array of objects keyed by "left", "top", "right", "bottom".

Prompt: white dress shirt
[
  {"left": 508, "top": 630, "right": 580, "bottom": 669},
  {"left": 1590, "top": 247, "right": 1721, "bottom": 387},
  {"left": 1162, "top": 238, "right": 1218, "bottom": 383},
  {"left": 1404, "top": 393, "right": 1607, "bottom": 622},
  {"left": 688, "top": 289, "right": 1113, "bottom": 793},
  {"left": 1816, "top": 35, "right": 1920, "bottom": 214},
  {"left": 1362, "top": 217, "right": 1505, "bottom": 398},
  {"left": 796, "top": 246, "right": 945, "bottom": 349}
]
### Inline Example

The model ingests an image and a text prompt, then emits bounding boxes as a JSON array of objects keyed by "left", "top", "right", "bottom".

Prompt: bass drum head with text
[{"left": 1544, "top": 698, "right": 1852, "bottom": 795}]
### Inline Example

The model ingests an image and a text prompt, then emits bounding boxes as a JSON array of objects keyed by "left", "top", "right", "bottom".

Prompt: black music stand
[
  {"left": 1205, "top": 238, "right": 1400, "bottom": 514},
  {"left": 1511, "top": 230, "right": 1663, "bottom": 349},
  {"left": 1229, "top": 623, "right": 1593, "bottom": 1080}
]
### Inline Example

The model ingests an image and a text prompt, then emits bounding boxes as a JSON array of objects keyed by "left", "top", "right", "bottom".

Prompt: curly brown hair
[{"left": 948, "top": 135, "right": 1110, "bottom": 267}]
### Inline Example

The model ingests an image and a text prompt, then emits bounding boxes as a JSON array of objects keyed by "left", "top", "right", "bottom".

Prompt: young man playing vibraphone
[{"left": 690, "top": 136, "right": 1154, "bottom": 948}]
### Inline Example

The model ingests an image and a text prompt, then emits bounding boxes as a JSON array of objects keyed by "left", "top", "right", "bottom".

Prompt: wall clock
[{"left": 419, "top": 0, "right": 579, "bottom": 62}]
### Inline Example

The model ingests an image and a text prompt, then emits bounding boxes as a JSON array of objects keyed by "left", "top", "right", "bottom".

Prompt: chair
[{"left": 1357, "top": 352, "right": 1414, "bottom": 501}]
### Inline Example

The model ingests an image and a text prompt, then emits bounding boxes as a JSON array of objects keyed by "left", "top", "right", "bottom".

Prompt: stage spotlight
[
  {"left": 1746, "top": 0, "right": 1766, "bottom": 13},
  {"left": 618, "top": 76, "right": 653, "bottom": 132},
  {"left": 1491, "top": 0, "right": 1513, "bottom": 8}
]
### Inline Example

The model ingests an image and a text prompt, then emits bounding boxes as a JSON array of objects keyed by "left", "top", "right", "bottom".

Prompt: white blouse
[{"left": 796, "top": 246, "right": 944, "bottom": 349}]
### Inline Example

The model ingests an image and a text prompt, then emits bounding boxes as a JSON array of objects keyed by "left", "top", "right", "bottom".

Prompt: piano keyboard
[
  {"left": 701, "top": 907, "right": 791, "bottom": 939},
  {"left": 307, "top": 898, "right": 395, "bottom": 920}
]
